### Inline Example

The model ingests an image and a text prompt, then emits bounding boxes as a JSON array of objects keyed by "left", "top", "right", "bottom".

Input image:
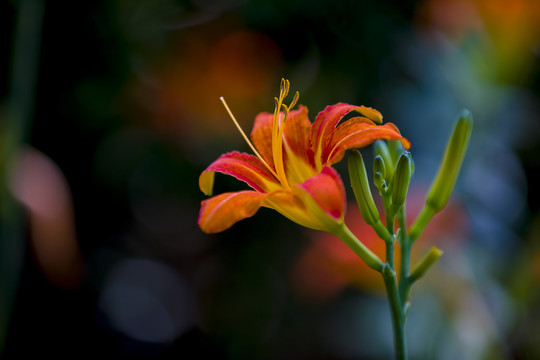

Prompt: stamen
[
  {"left": 280, "top": 78, "right": 289, "bottom": 99},
  {"left": 220, "top": 97, "right": 278, "bottom": 178},
  {"left": 289, "top": 91, "right": 299, "bottom": 110},
  {"left": 271, "top": 79, "right": 293, "bottom": 189}
]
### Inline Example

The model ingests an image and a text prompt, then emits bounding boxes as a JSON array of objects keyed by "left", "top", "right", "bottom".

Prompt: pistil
[{"left": 220, "top": 97, "right": 278, "bottom": 178}]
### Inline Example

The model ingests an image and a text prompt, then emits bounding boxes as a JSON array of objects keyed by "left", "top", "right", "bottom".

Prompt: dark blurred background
[{"left": 1, "top": 0, "right": 539, "bottom": 359}]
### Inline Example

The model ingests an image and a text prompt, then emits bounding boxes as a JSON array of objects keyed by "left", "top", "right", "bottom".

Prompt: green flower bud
[
  {"left": 409, "top": 110, "right": 473, "bottom": 242},
  {"left": 410, "top": 246, "right": 443, "bottom": 283},
  {"left": 348, "top": 150, "right": 380, "bottom": 226},
  {"left": 374, "top": 140, "right": 394, "bottom": 183},
  {"left": 425, "top": 109, "right": 473, "bottom": 212},
  {"left": 373, "top": 155, "right": 387, "bottom": 193},
  {"left": 387, "top": 140, "right": 405, "bottom": 160},
  {"left": 391, "top": 151, "right": 412, "bottom": 210},
  {"left": 374, "top": 171, "right": 387, "bottom": 195},
  {"left": 373, "top": 155, "right": 386, "bottom": 178}
]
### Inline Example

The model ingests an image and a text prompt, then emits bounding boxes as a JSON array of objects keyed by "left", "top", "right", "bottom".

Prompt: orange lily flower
[{"left": 198, "top": 79, "right": 410, "bottom": 234}]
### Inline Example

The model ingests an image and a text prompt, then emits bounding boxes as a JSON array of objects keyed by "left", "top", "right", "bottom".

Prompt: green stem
[
  {"left": 408, "top": 205, "right": 436, "bottom": 242},
  {"left": 372, "top": 220, "right": 391, "bottom": 241},
  {"left": 334, "top": 224, "right": 384, "bottom": 273},
  {"left": 386, "top": 239, "right": 395, "bottom": 271},
  {"left": 382, "top": 265, "right": 407, "bottom": 360},
  {"left": 336, "top": 221, "right": 407, "bottom": 359},
  {"left": 384, "top": 198, "right": 396, "bottom": 272},
  {"left": 397, "top": 206, "right": 411, "bottom": 307},
  {"left": 383, "top": 203, "right": 407, "bottom": 360}
]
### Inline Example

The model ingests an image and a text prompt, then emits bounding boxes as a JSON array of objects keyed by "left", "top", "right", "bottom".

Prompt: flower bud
[
  {"left": 373, "top": 155, "right": 387, "bottom": 193},
  {"left": 348, "top": 150, "right": 380, "bottom": 226},
  {"left": 373, "top": 155, "right": 386, "bottom": 179},
  {"left": 374, "top": 140, "right": 394, "bottom": 183},
  {"left": 374, "top": 172, "right": 387, "bottom": 194},
  {"left": 410, "top": 246, "right": 444, "bottom": 283},
  {"left": 426, "top": 109, "right": 473, "bottom": 212},
  {"left": 387, "top": 139, "right": 406, "bottom": 159},
  {"left": 391, "top": 151, "right": 412, "bottom": 210}
]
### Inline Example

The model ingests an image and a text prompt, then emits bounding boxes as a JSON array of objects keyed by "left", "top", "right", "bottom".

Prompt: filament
[{"left": 220, "top": 97, "right": 278, "bottom": 178}]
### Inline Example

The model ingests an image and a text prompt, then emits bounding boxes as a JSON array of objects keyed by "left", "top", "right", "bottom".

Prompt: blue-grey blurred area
[{"left": 1, "top": 0, "right": 539, "bottom": 359}]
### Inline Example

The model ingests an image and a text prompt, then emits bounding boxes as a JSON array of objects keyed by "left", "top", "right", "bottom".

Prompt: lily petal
[
  {"left": 198, "top": 191, "right": 267, "bottom": 233},
  {"left": 324, "top": 119, "right": 411, "bottom": 165},
  {"left": 282, "top": 106, "right": 316, "bottom": 183},
  {"left": 199, "top": 151, "right": 280, "bottom": 195},
  {"left": 282, "top": 106, "right": 312, "bottom": 161},
  {"left": 311, "top": 103, "right": 383, "bottom": 169},
  {"left": 251, "top": 112, "right": 276, "bottom": 169},
  {"left": 297, "top": 166, "right": 346, "bottom": 222},
  {"left": 266, "top": 167, "right": 346, "bottom": 232}
]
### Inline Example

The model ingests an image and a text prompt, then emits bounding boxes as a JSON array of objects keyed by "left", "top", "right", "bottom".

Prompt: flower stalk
[
  {"left": 345, "top": 110, "right": 472, "bottom": 359},
  {"left": 333, "top": 223, "right": 384, "bottom": 272}
]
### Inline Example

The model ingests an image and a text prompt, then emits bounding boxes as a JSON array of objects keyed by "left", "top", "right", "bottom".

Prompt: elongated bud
[
  {"left": 387, "top": 139, "right": 405, "bottom": 159},
  {"left": 348, "top": 150, "right": 380, "bottom": 225},
  {"left": 391, "top": 151, "right": 412, "bottom": 210},
  {"left": 373, "top": 155, "right": 387, "bottom": 193},
  {"left": 373, "top": 155, "right": 386, "bottom": 179},
  {"left": 374, "top": 140, "right": 394, "bottom": 182},
  {"left": 426, "top": 110, "right": 473, "bottom": 212},
  {"left": 410, "top": 246, "right": 444, "bottom": 283},
  {"left": 409, "top": 110, "right": 473, "bottom": 242}
]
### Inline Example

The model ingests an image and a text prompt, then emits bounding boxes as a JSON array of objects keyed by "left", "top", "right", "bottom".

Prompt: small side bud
[
  {"left": 348, "top": 150, "right": 380, "bottom": 226},
  {"left": 373, "top": 155, "right": 387, "bottom": 193},
  {"left": 374, "top": 140, "right": 394, "bottom": 183},
  {"left": 391, "top": 151, "right": 412, "bottom": 211},
  {"left": 373, "top": 155, "right": 386, "bottom": 179},
  {"left": 374, "top": 171, "right": 387, "bottom": 194},
  {"left": 426, "top": 110, "right": 473, "bottom": 212},
  {"left": 410, "top": 246, "right": 444, "bottom": 283}
]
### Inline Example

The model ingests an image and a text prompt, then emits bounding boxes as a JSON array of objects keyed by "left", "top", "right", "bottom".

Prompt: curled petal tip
[
  {"left": 400, "top": 137, "right": 411, "bottom": 150},
  {"left": 199, "top": 171, "right": 215, "bottom": 196}
]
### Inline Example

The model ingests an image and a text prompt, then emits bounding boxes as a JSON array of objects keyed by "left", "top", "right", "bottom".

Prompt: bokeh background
[{"left": 1, "top": 0, "right": 539, "bottom": 359}]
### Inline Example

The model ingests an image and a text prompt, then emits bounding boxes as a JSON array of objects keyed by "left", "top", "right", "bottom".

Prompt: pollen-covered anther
[{"left": 289, "top": 91, "right": 299, "bottom": 110}]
